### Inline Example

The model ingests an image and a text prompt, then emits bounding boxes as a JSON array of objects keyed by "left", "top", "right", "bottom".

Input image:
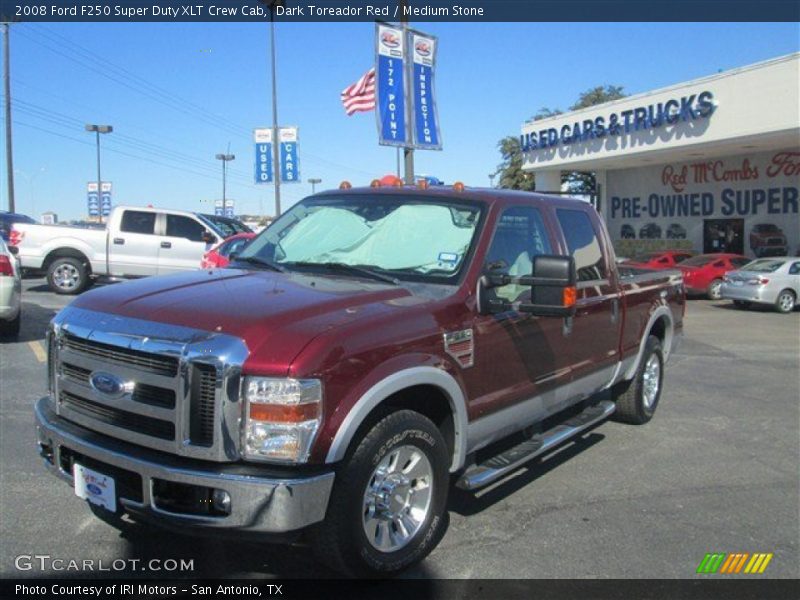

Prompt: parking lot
[{"left": 0, "top": 278, "right": 798, "bottom": 579}]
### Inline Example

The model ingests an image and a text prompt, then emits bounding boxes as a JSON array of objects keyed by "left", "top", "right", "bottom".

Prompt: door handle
[
  {"left": 160, "top": 241, "right": 172, "bottom": 249},
  {"left": 113, "top": 238, "right": 125, "bottom": 245}
]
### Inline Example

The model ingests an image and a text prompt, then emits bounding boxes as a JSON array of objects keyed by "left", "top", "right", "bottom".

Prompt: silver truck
[{"left": 11, "top": 206, "right": 249, "bottom": 294}]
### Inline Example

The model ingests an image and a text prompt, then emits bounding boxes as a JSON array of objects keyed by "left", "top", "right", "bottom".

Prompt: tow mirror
[
  {"left": 477, "top": 255, "right": 577, "bottom": 318},
  {"left": 201, "top": 230, "right": 216, "bottom": 245}
]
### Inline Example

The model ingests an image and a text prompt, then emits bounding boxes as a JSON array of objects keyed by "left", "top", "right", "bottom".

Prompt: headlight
[{"left": 242, "top": 377, "right": 322, "bottom": 463}]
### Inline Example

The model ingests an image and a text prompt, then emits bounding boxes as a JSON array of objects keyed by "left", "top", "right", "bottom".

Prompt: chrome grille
[
  {"left": 61, "top": 362, "right": 176, "bottom": 409},
  {"left": 190, "top": 364, "right": 217, "bottom": 447},
  {"left": 59, "top": 391, "right": 175, "bottom": 440},
  {"left": 63, "top": 333, "right": 179, "bottom": 377}
]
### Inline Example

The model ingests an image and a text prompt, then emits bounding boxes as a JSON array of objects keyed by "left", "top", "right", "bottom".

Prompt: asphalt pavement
[{"left": 1, "top": 278, "right": 798, "bottom": 579}]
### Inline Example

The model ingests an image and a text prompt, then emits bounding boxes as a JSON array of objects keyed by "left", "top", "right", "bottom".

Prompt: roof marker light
[
  {"left": 370, "top": 179, "right": 381, "bottom": 188},
  {"left": 453, "top": 181, "right": 465, "bottom": 192},
  {"left": 339, "top": 181, "right": 352, "bottom": 190},
  {"left": 417, "top": 179, "right": 429, "bottom": 190}
]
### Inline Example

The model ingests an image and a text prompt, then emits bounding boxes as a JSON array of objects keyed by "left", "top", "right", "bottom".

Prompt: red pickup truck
[{"left": 36, "top": 185, "right": 684, "bottom": 577}]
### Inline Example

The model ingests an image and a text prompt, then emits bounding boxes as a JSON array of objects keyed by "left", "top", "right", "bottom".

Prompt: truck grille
[
  {"left": 61, "top": 362, "right": 176, "bottom": 409},
  {"left": 190, "top": 364, "right": 217, "bottom": 447},
  {"left": 766, "top": 237, "right": 785, "bottom": 245},
  {"left": 63, "top": 333, "right": 179, "bottom": 377},
  {"left": 59, "top": 391, "right": 175, "bottom": 440}
]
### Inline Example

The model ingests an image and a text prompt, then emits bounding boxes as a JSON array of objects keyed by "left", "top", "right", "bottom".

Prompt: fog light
[{"left": 211, "top": 489, "right": 231, "bottom": 515}]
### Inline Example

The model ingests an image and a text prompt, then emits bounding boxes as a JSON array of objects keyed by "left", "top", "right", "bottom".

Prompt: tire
[
  {"left": 0, "top": 310, "right": 20, "bottom": 338},
  {"left": 732, "top": 300, "right": 751, "bottom": 310},
  {"left": 611, "top": 335, "right": 664, "bottom": 425},
  {"left": 707, "top": 278, "right": 723, "bottom": 300},
  {"left": 311, "top": 410, "right": 449, "bottom": 577},
  {"left": 775, "top": 289, "right": 796, "bottom": 314},
  {"left": 47, "top": 257, "right": 91, "bottom": 295}
]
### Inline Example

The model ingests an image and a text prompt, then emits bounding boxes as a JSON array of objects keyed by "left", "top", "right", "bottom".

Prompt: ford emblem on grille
[{"left": 89, "top": 372, "right": 132, "bottom": 397}]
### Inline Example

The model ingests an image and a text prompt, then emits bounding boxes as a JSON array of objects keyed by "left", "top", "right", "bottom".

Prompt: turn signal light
[
  {"left": 339, "top": 180, "right": 352, "bottom": 190},
  {"left": 453, "top": 181, "right": 465, "bottom": 192},
  {"left": 249, "top": 402, "right": 320, "bottom": 423},
  {"left": 562, "top": 286, "right": 577, "bottom": 307}
]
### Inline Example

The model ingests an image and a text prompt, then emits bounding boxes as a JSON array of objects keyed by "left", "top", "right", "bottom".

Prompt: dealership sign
[
  {"left": 521, "top": 91, "right": 716, "bottom": 152},
  {"left": 87, "top": 182, "right": 111, "bottom": 217}
]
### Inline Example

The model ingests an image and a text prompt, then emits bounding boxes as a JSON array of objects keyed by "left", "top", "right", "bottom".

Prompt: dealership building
[{"left": 521, "top": 53, "right": 800, "bottom": 259}]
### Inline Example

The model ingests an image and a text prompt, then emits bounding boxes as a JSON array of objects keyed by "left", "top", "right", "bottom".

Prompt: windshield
[
  {"left": 238, "top": 194, "right": 484, "bottom": 283},
  {"left": 681, "top": 255, "right": 715, "bottom": 267},
  {"left": 200, "top": 214, "right": 252, "bottom": 237},
  {"left": 740, "top": 259, "right": 785, "bottom": 273}
]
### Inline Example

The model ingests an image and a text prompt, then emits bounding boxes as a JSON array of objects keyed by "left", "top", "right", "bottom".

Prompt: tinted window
[
  {"left": 675, "top": 254, "right": 692, "bottom": 263},
  {"left": 555, "top": 208, "right": 606, "bottom": 281},
  {"left": 789, "top": 262, "right": 800, "bottom": 275},
  {"left": 166, "top": 215, "right": 206, "bottom": 242},
  {"left": 484, "top": 206, "right": 551, "bottom": 302},
  {"left": 682, "top": 256, "right": 715, "bottom": 267},
  {"left": 220, "top": 237, "right": 251, "bottom": 257},
  {"left": 746, "top": 259, "right": 786, "bottom": 273},
  {"left": 120, "top": 211, "right": 156, "bottom": 235},
  {"left": 730, "top": 257, "right": 751, "bottom": 268}
]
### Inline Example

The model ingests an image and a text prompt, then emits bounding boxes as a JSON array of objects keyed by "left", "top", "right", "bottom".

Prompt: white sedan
[
  {"left": 0, "top": 237, "right": 21, "bottom": 337},
  {"left": 721, "top": 257, "right": 800, "bottom": 314}
]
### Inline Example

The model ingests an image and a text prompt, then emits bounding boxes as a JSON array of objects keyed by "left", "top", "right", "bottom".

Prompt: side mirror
[
  {"left": 201, "top": 230, "right": 216, "bottom": 244},
  {"left": 8, "top": 245, "right": 18, "bottom": 256},
  {"left": 477, "top": 254, "right": 577, "bottom": 318}
]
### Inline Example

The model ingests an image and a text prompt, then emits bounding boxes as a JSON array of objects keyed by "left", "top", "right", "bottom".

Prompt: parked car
[
  {"left": 10, "top": 206, "right": 249, "bottom": 295},
  {"left": 36, "top": 186, "right": 683, "bottom": 577},
  {"left": 201, "top": 232, "right": 256, "bottom": 269},
  {"left": 749, "top": 223, "right": 788, "bottom": 257},
  {"left": 624, "top": 250, "right": 694, "bottom": 270},
  {"left": 0, "top": 238, "right": 21, "bottom": 337},
  {"left": 201, "top": 213, "right": 253, "bottom": 237},
  {"left": 620, "top": 224, "right": 635, "bottom": 239},
  {"left": 639, "top": 222, "right": 662, "bottom": 239},
  {"left": 0, "top": 211, "right": 36, "bottom": 242},
  {"left": 678, "top": 253, "right": 751, "bottom": 299},
  {"left": 721, "top": 257, "right": 800, "bottom": 314},
  {"left": 666, "top": 223, "right": 687, "bottom": 239}
]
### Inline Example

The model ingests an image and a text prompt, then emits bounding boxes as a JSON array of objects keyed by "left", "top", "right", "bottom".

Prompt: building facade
[{"left": 520, "top": 53, "right": 800, "bottom": 259}]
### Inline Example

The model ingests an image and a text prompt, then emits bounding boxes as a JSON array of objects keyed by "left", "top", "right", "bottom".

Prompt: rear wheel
[
  {"left": 311, "top": 410, "right": 449, "bottom": 577},
  {"left": 47, "top": 257, "right": 91, "bottom": 295},
  {"left": 775, "top": 289, "right": 796, "bottom": 314},
  {"left": 707, "top": 279, "right": 723, "bottom": 300},
  {"left": 611, "top": 335, "right": 664, "bottom": 425},
  {"left": 733, "top": 300, "right": 751, "bottom": 309}
]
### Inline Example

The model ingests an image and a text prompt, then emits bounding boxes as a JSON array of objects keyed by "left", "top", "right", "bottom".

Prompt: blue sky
[{"left": 2, "top": 21, "right": 799, "bottom": 220}]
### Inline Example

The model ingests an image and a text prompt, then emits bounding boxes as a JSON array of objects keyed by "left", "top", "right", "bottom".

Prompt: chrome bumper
[{"left": 35, "top": 397, "right": 334, "bottom": 534}]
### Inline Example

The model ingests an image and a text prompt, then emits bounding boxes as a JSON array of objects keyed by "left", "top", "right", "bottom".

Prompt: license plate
[{"left": 74, "top": 463, "right": 117, "bottom": 512}]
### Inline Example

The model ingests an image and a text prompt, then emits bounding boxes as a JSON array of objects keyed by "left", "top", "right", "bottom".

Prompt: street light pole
[
  {"left": 4, "top": 23, "right": 16, "bottom": 213},
  {"left": 307, "top": 178, "right": 321, "bottom": 194},
  {"left": 85, "top": 124, "right": 112, "bottom": 223},
  {"left": 268, "top": 3, "right": 282, "bottom": 216},
  {"left": 488, "top": 173, "right": 495, "bottom": 188},
  {"left": 215, "top": 153, "right": 235, "bottom": 204}
]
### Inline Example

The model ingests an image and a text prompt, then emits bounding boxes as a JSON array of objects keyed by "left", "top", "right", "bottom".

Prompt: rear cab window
[
  {"left": 555, "top": 208, "right": 607, "bottom": 282},
  {"left": 120, "top": 211, "right": 156, "bottom": 235},
  {"left": 165, "top": 214, "right": 206, "bottom": 242}
]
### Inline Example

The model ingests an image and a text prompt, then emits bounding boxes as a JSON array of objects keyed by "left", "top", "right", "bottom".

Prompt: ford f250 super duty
[
  {"left": 35, "top": 185, "right": 684, "bottom": 577},
  {"left": 11, "top": 206, "right": 250, "bottom": 295}
]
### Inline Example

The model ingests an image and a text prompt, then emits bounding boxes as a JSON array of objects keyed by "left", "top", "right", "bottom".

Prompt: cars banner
[{"left": 279, "top": 126, "right": 300, "bottom": 183}]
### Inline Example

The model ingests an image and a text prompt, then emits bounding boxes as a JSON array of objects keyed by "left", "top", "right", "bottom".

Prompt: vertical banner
[
  {"left": 254, "top": 128, "right": 274, "bottom": 184},
  {"left": 100, "top": 182, "right": 112, "bottom": 217},
  {"left": 224, "top": 200, "right": 235, "bottom": 218},
  {"left": 411, "top": 32, "right": 442, "bottom": 150},
  {"left": 214, "top": 200, "right": 224, "bottom": 217},
  {"left": 86, "top": 182, "right": 99, "bottom": 217},
  {"left": 375, "top": 23, "right": 408, "bottom": 146},
  {"left": 279, "top": 126, "right": 300, "bottom": 183}
]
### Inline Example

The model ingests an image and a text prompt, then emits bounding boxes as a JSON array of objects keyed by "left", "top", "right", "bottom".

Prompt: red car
[
  {"left": 201, "top": 233, "right": 256, "bottom": 269},
  {"left": 678, "top": 253, "right": 751, "bottom": 300},
  {"left": 624, "top": 250, "right": 694, "bottom": 269}
]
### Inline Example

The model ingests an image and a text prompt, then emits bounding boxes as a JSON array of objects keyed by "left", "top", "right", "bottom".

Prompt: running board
[{"left": 456, "top": 400, "right": 616, "bottom": 490}]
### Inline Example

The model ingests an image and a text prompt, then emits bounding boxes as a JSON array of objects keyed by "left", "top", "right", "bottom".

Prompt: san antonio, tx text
[{"left": 16, "top": 584, "right": 280, "bottom": 596}]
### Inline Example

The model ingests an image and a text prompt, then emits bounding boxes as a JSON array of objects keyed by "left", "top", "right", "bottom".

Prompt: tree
[{"left": 494, "top": 85, "right": 627, "bottom": 194}]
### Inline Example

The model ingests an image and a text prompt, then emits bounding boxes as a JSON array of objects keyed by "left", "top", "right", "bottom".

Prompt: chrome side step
[{"left": 456, "top": 400, "right": 616, "bottom": 490}]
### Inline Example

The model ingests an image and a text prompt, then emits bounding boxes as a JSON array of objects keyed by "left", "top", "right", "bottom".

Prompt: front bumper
[{"left": 35, "top": 397, "right": 334, "bottom": 534}]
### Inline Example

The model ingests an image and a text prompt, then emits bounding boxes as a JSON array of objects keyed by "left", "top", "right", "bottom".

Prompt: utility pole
[
  {"left": 267, "top": 2, "right": 282, "bottom": 216},
  {"left": 488, "top": 173, "right": 495, "bottom": 188},
  {"left": 399, "top": 0, "right": 414, "bottom": 184},
  {"left": 4, "top": 23, "right": 15, "bottom": 213},
  {"left": 307, "top": 178, "right": 321, "bottom": 194},
  {"left": 85, "top": 124, "right": 112, "bottom": 223},
  {"left": 215, "top": 153, "right": 235, "bottom": 203}
]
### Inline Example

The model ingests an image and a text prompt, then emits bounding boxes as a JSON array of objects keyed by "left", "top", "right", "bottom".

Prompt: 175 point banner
[
  {"left": 410, "top": 32, "right": 442, "bottom": 150},
  {"left": 375, "top": 23, "right": 408, "bottom": 147}
]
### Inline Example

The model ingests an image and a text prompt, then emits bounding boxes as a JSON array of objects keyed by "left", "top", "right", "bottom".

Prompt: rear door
[
  {"left": 553, "top": 207, "right": 621, "bottom": 387},
  {"left": 158, "top": 213, "right": 215, "bottom": 274},
  {"left": 107, "top": 209, "right": 161, "bottom": 277}
]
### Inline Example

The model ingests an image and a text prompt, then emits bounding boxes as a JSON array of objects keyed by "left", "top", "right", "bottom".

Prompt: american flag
[{"left": 341, "top": 67, "right": 376, "bottom": 116}]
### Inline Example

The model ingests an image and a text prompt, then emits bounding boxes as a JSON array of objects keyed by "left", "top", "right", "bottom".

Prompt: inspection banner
[
  {"left": 410, "top": 31, "right": 442, "bottom": 150},
  {"left": 375, "top": 23, "right": 408, "bottom": 147},
  {"left": 86, "top": 182, "right": 99, "bottom": 217},
  {"left": 254, "top": 128, "right": 274, "bottom": 184},
  {"left": 100, "top": 182, "right": 112, "bottom": 217},
  {"left": 279, "top": 126, "right": 300, "bottom": 183}
]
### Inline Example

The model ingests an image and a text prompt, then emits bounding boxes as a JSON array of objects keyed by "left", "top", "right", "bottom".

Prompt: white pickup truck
[{"left": 10, "top": 206, "right": 250, "bottom": 294}]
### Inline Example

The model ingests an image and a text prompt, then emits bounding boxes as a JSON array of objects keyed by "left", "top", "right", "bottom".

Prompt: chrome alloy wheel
[
  {"left": 642, "top": 354, "right": 661, "bottom": 409},
  {"left": 362, "top": 444, "right": 433, "bottom": 553},
  {"left": 52, "top": 263, "right": 80, "bottom": 290},
  {"left": 778, "top": 292, "right": 795, "bottom": 313},
  {"left": 708, "top": 280, "right": 723, "bottom": 300}
]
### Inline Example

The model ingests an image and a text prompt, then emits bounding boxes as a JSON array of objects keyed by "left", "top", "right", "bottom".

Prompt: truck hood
[{"left": 70, "top": 268, "right": 422, "bottom": 374}]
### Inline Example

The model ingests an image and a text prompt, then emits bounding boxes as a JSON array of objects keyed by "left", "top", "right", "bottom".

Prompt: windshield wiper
[
  {"left": 233, "top": 255, "right": 286, "bottom": 273},
  {"left": 284, "top": 261, "right": 399, "bottom": 285}
]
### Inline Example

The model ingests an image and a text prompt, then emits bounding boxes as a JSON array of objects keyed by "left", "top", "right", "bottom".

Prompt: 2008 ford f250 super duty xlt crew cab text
[{"left": 35, "top": 185, "right": 684, "bottom": 577}]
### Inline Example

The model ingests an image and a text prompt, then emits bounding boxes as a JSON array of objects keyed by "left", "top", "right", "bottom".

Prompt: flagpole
[{"left": 400, "top": 0, "right": 414, "bottom": 184}]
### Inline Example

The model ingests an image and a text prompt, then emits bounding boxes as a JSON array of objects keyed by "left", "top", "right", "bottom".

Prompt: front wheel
[
  {"left": 775, "top": 289, "right": 796, "bottom": 314},
  {"left": 47, "top": 257, "right": 91, "bottom": 295},
  {"left": 707, "top": 279, "right": 723, "bottom": 300},
  {"left": 311, "top": 410, "right": 449, "bottom": 577},
  {"left": 611, "top": 335, "right": 664, "bottom": 425}
]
